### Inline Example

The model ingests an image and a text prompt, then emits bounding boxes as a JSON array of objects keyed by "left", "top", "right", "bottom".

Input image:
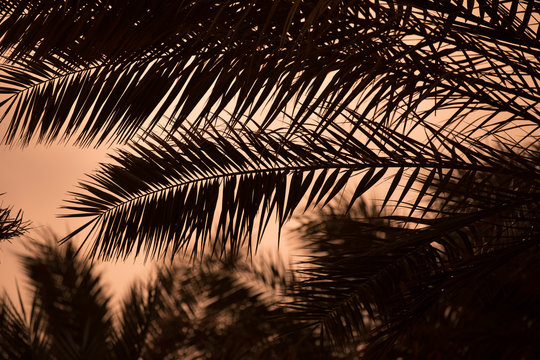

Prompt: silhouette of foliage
[
  {"left": 0, "top": 0, "right": 537, "bottom": 260},
  {"left": 0, "top": 238, "right": 331, "bottom": 359},
  {"left": 0, "top": 194, "right": 27, "bottom": 242},
  {"left": 1, "top": 1, "right": 538, "bottom": 145},
  {"left": 289, "top": 163, "right": 540, "bottom": 357},
  {"left": 1, "top": 0, "right": 539, "bottom": 355}
]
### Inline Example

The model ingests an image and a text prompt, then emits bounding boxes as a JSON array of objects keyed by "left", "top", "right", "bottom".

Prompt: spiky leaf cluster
[
  {"left": 288, "top": 148, "right": 540, "bottom": 357},
  {"left": 0, "top": 0, "right": 538, "bottom": 145},
  {"left": 60, "top": 114, "right": 531, "bottom": 260},
  {"left": 0, "top": 238, "right": 329, "bottom": 359},
  {"left": 0, "top": 194, "right": 27, "bottom": 242}
]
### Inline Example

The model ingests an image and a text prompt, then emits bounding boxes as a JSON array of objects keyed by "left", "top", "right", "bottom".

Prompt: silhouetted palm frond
[
  {"left": 1, "top": 236, "right": 329, "bottom": 359},
  {"left": 20, "top": 240, "right": 114, "bottom": 359},
  {"left": 0, "top": 194, "right": 27, "bottom": 242},
  {"left": 111, "top": 267, "right": 191, "bottom": 360},
  {"left": 140, "top": 253, "right": 330, "bottom": 360},
  {"left": 0, "top": 292, "right": 48, "bottom": 359},
  {"left": 1, "top": 1, "right": 539, "bottom": 145},
  {"left": 62, "top": 107, "right": 538, "bottom": 261},
  {"left": 0, "top": 239, "right": 114, "bottom": 359},
  {"left": 287, "top": 146, "right": 540, "bottom": 356}
]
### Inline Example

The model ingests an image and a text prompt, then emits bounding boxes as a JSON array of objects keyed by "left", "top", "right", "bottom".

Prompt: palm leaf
[
  {"left": 59, "top": 116, "right": 523, "bottom": 260},
  {"left": 111, "top": 268, "right": 190, "bottom": 360},
  {"left": 21, "top": 240, "right": 114, "bottom": 359},
  {"left": 0, "top": 1, "right": 538, "bottom": 145},
  {"left": 0, "top": 292, "right": 49, "bottom": 359},
  {"left": 287, "top": 146, "right": 540, "bottom": 354},
  {"left": 0, "top": 194, "right": 27, "bottom": 242}
]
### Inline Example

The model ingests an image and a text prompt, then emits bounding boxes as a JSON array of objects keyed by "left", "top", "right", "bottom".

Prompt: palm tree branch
[
  {"left": 60, "top": 119, "right": 534, "bottom": 260},
  {"left": 289, "top": 196, "right": 539, "bottom": 347},
  {"left": 1, "top": 1, "right": 539, "bottom": 144}
]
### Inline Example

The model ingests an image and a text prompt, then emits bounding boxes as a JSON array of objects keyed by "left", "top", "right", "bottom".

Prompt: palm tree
[
  {"left": 1, "top": 0, "right": 539, "bottom": 354},
  {"left": 0, "top": 237, "right": 330, "bottom": 359}
]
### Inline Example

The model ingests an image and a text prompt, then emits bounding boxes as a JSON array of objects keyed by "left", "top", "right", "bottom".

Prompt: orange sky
[{"left": 0, "top": 143, "right": 155, "bottom": 305}]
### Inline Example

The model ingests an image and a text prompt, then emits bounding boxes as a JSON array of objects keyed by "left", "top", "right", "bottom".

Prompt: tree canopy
[
  {"left": 2, "top": 0, "right": 538, "bottom": 259},
  {"left": 0, "top": 0, "right": 539, "bottom": 355}
]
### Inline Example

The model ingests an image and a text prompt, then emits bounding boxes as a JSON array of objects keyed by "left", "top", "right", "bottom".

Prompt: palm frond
[
  {"left": 0, "top": 293, "right": 49, "bottom": 359},
  {"left": 111, "top": 268, "right": 185, "bottom": 360},
  {"left": 287, "top": 147, "right": 540, "bottom": 355},
  {"left": 21, "top": 240, "right": 114, "bottom": 359},
  {"left": 1, "top": 1, "right": 539, "bottom": 145},
  {"left": 59, "top": 116, "right": 527, "bottom": 260},
  {"left": 0, "top": 194, "right": 28, "bottom": 242},
  {"left": 0, "top": 234, "right": 330, "bottom": 358},
  {"left": 144, "top": 252, "right": 332, "bottom": 359}
]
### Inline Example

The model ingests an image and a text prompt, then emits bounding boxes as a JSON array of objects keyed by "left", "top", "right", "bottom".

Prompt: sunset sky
[{"left": 0, "top": 142, "right": 155, "bottom": 304}]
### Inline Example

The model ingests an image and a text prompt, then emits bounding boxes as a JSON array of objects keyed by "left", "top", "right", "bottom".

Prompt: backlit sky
[{"left": 0, "top": 142, "right": 155, "bottom": 304}]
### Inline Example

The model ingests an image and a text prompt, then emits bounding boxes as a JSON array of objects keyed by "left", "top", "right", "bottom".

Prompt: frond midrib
[{"left": 66, "top": 158, "right": 508, "bottom": 220}]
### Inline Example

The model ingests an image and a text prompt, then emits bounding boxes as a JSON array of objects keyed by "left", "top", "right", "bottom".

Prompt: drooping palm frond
[
  {"left": 287, "top": 146, "right": 540, "bottom": 357},
  {"left": 59, "top": 114, "right": 531, "bottom": 261},
  {"left": 0, "top": 194, "right": 27, "bottom": 242},
  {"left": 0, "top": 1, "right": 539, "bottom": 145}
]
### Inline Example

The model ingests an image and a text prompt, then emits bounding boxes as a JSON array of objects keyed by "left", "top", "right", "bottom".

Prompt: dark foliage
[
  {"left": 0, "top": 239, "right": 330, "bottom": 359},
  {"left": 0, "top": 194, "right": 27, "bottom": 242},
  {"left": 290, "top": 167, "right": 540, "bottom": 357},
  {"left": 1, "top": 0, "right": 539, "bottom": 356}
]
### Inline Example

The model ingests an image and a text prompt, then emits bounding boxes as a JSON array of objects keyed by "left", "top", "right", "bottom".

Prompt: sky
[{"left": 0, "top": 142, "right": 155, "bottom": 305}]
